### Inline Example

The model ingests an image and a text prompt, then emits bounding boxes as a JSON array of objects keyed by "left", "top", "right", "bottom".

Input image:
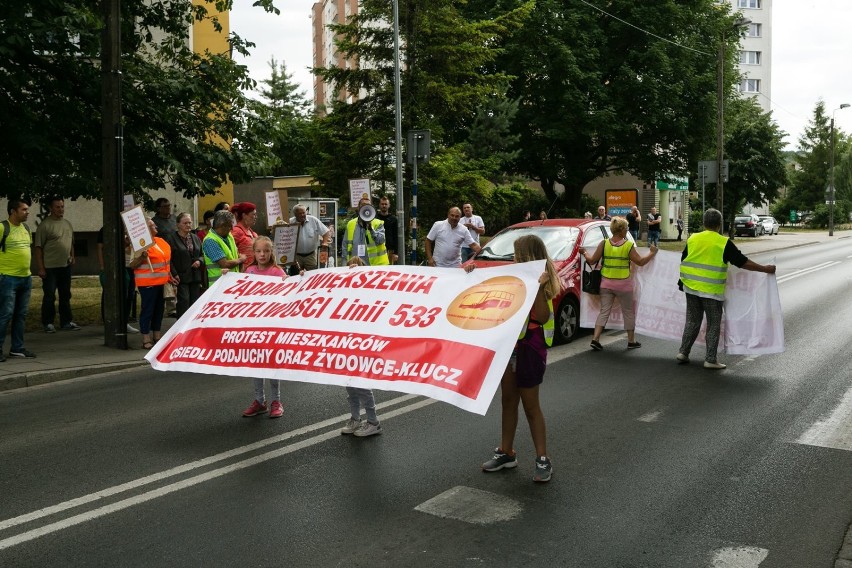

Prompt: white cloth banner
[
  {"left": 580, "top": 250, "right": 784, "bottom": 355},
  {"left": 146, "top": 263, "right": 546, "bottom": 415}
]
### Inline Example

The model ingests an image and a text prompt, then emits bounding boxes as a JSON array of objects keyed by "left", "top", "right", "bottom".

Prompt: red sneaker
[
  {"left": 269, "top": 400, "right": 283, "bottom": 419},
  {"left": 242, "top": 400, "right": 268, "bottom": 417}
]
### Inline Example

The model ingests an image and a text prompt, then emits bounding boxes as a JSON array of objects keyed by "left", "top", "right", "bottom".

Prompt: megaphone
[{"left": 359, "top": 204, "right": 377, "bottom": 223}]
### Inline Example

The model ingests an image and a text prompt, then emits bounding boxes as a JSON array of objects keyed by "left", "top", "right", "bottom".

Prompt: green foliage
[
  {"left": 0, "top": 0, "right": 279, "bottom": 203},
  {"left": 789, "top": 101, "right": 831, "bottom": 211}
]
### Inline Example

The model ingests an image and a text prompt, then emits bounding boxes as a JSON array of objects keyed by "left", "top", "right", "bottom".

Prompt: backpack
[{"left": 0, "top": 220, "right": 31, "bottom": 253}]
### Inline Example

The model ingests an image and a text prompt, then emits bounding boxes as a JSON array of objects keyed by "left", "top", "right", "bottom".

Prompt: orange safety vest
[{"left": 134, "top": 237, "right": 171, "bottom": 287}]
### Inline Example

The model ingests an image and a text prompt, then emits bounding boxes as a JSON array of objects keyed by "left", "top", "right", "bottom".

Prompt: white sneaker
[
  {"left": 340, "top": 418, "right": 361, "bottom": 435},
  {"left": 126, "top": 324, "right": 140, "bottom": 334},
  {"left": 676, "top": 353, "right": 689, "bottom": 364},
  {"left": 353, "top": 421, "right": 383, "bottom": 437},
  {"left": 704, "top": 361, "right": 726, "bottom": 370}
]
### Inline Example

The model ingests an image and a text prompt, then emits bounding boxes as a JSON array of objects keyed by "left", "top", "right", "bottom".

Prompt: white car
[{"left": 759, "top": 216, "right": 780, "bottom": 235}]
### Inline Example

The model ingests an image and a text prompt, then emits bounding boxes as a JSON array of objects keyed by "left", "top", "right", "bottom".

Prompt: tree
[
  {"left": 498, "top": 0, "right": 737, "bottom": 211},
  {"left": 721, "top": 97, "right": 788, "bottom": 228},
  {"left": 788, "top": 100, "right": 831, "bottom": 212},
  {"left": 0, "top": 0, "right": 279, "bottom": 203}
]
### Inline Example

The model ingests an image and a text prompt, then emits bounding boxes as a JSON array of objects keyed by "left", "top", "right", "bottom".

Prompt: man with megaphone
[{"left": 341, "top": 197, "right": 389, "bottom": 266}]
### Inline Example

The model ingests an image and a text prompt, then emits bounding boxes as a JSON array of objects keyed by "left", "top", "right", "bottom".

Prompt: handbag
[
  {"left": 163, "top": 281, "right": 176, "bottom": 299},
  {"left": 582, "top": 261, "right": 602, "bottom": 295}
]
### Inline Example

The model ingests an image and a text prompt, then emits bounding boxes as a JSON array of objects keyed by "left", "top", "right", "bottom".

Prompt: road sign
[{"left": 789, "top": 209, "right": 797, "bottom": 222}]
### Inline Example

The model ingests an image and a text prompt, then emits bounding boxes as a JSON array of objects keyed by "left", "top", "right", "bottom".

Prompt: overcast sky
[{"left": 230, "top": 0, "right": 852, "bottom": 151}]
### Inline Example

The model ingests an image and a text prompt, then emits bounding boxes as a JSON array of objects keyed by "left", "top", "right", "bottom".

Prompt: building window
[
  {"left": 740, "top": 79, "right": 761, "bottom": 93},
  {"left": 737, "top": 0, "right": 761, "bottom": 8},
  {"left": 739, "top": 51, "right": 762, "bottom": 65},
  {"left": 747, "top": 23, "right": 762, "bottom": 37}
]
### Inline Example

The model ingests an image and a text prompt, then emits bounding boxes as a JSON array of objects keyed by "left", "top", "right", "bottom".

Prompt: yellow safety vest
[
  {"left": 345, "top": 219, "right": 389, "bottom": 265},
  {"left": 679, "top": 230, "right": 728, "bottom": 300},
  {"left": 518, "top": 299, "right": 554, "bottom": 347},
  {"left": 601, "top": 239, "right": 633, "bottom": 280},
  {"left": 204, "top": 231, "right": 239, "bottom": 285}
]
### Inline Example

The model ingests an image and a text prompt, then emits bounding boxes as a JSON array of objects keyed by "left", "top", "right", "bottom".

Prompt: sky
[{"left": 230, "top": 0, "right": 852, "bottom": 151}]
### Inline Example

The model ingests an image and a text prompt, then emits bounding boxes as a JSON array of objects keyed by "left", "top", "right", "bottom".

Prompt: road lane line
[
  {"left": 0, "top": 397, "right": 437, "bottom": 550},
  {"left": 637, "top": 408, "right": 665, "bottom": 423},
  {"left": 0, "top": 393, "right": 420, "bottom": 533},
  {"left": 776, "top": 261, "right": 840, "bottom": 284},
  {"left": 710, "top": 545, "right": 769, "bottom": 567},
  {"left": 795, "top": 385, "right": 852, "bottom": 451}
]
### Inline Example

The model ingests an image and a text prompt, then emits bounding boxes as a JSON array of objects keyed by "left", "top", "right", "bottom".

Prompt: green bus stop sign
[{"left": 789, "top": 209, "right": 797, "bottom": 222}]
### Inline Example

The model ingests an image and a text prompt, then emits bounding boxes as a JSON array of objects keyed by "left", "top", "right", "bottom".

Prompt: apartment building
[
  {"left": 730, "top": 0, "right": 772, "bottom": 112},
  {"left": 312, "top": 0, "right": 360, "bottom": 110}
]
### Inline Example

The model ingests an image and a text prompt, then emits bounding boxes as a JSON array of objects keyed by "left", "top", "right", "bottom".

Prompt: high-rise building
[
  {"left": 730, "top": 0, "right": 772, "bottom": 112},
  {"left": 312, "top": 0, "right": 360, "bottom": 111}
]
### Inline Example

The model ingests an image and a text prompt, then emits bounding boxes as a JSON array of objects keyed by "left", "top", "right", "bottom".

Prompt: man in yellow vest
[
  {"left": 202, "top": 210, "right": 246, "bottom": 286},
  {"left": 342, "top": 197, "right": 389, "bottom": 266},
  {"left": 677, "top": 208, "right": 775, "bottom": 369}
]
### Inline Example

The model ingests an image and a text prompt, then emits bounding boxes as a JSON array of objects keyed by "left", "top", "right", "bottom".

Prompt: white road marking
[
  {"left": 415, "top": 486, "right": 522, "bottom": 525},
  {"left": 776, "top": 261, "right": 840, "bottom": 284},
  {"left": 735, "top": 356, "right": 760, "bottom": 367},
  {"left": 637, "top": 409, "right": 665, "bottom": 423},
  {"left": 710, "top": 545, "right": 769, "bottom": 567},
  {"left": 549, "top": 331, "right": 626, "bottom": 364},
  {"left": 0, "top": 393, "right": 424, "bottom": 536},
  {"left": 795, "top": 385, "right": 852, "bottom": 451}
]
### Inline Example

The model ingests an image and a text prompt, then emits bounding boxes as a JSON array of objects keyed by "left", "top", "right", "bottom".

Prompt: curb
[{"left": 0, "top": 361, "right": 149, "bottom": 393}]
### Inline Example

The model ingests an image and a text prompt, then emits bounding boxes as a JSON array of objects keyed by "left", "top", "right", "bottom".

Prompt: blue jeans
[
  {"left": 42, "top": 265, "right": 73, "bottom": 327},
  {"left": 629, "top": 230, "right": 639, "bottom": 242},
  {"left": 138, "top": 285, "right": 165, "bottom": 335},
  {"left": 461, "top": 247, "right": 475, "bottom": 262},
  {"left": 647, "top": 231, "right": 660, "bottom": 247},
  {"left": 346, "top": 387, "right": 378, "bottom": 424},
  {"left": 0, "top": 275, "right": 32, "bottom": 352}
]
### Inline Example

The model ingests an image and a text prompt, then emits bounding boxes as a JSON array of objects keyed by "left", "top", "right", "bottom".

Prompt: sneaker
[
  {"left": 533, "top": 456, "right": 553, "bottom": 483},
  {"left": 353, "top": 421, "right": 383, "bottom": 437},
  {"left": 676, "top": 353, "right": 689, "bottom": 364},
  {"left": 269, "top": 400, "right": 283, "bottom": 419},
  {"left": 590, "top": 340, "right": 603, "bottom": 351},
  {"left": 482, "top": 448, "right": 518, "bottom": 472},
  {"left": 704, "top": 361, "right": 727, "bottom": 370},
  {"left": 242, "top": 399, "right": 268, "bottom": 417},
  {"left": 341, "top": 418, "right": 362, "bottom": 435},
  {"left": 60, "top": 322, "right": 81, "bottom": 331},
  {"left": 627, "top": 342, "right": 642, "bottom": 350},
  {"left": 44, "top": 324, "right": 56, "bottom": 333},
  {"left": 9, "top": 349, "right": 36, "bottom": 359},
  {"left": 126, "top": 324, "right": 140, "bottom": 334}
]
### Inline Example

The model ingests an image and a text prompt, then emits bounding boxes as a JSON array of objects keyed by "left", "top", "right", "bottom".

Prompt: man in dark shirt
[
  {"left": 626, "top": 206, "right": 640, "bottom": 241},
  {"left": 596, "top": 206, "right": 611, "bottom": 221},
  {"left": 375, "top": 196, "right": 399, "bottom": 263}
]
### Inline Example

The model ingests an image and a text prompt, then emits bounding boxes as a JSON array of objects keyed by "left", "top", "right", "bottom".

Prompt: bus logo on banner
[{"left": 446, "top": 276, "right": 526, "bottom": 330}]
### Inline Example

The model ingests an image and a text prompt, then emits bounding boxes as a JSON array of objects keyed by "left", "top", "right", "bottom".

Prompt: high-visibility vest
[
  {"left": 134, "top": 238, "right": 171, "bottom": 287},
  {"left": 601, "top": 239, "right": 633, "bottom": 279},
  {"left": 679, "top": 230, "right": 728, "bottom": 300},
  {"left": 518, "top": 299, "right": 554, "bottom": 347},
  {"left": 345, "top": 219, "right": 389, "bottom": 265},
  {"left": 204, "top": 231, "right": 239, "bottom": 285}
]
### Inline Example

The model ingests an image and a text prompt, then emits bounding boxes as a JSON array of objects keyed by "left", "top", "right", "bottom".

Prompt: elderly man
[
  {"left": 596, "top": 206, "right": 611, "bottom": 221},
  {"left": 677, "top": 208, "right": 776, "bottom": 370},
  {"left": 425, "top": 207, "right": 481, "bottom": 268},
  {"left": 289, "top": 204, "right": 332, "bottom": 271},
  {"left": 202, "top": 210, "right": 246, "bottom": 286},
  {"left": 342, "top": 197, "right": 389, "bottom": 266},
  {"left": 460, "top": 203, "right": 485, "bottom": 262},
  {"left": 152, "top": 197, "right": 177, "bottom": 238}
]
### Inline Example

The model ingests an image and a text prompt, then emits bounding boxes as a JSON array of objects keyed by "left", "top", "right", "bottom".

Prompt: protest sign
[
  {"left": 348, "top": 178, "right": 370, "bottom": 208},
  {"left": 273, "top": 225, "right": 299, "bottom": 267},
  {"left": 120, "top": 205, "right": 155, "bottom": 254},
  {"left": 146, "top": 262, "right": 545, "bottom": 414},
  {"left": 266, "top": 191, "right": 284, "bottom": 227}
]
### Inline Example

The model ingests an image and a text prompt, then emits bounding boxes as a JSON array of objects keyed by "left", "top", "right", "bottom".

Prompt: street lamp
[
  {"left": 716, "top": 17, "right": 752, "bottom": 231},
  {"left": 829, "top": 102, "right": 851, "bottom": 236}
]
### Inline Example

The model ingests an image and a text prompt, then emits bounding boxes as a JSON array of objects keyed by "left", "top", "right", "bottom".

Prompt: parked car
[
  {"left": 463, "top": 218, "right": 635, "bottom": 344},
  {"left": 734, "top": 214, "right": 764, "bottom": 237},
  {"left": 759, "top": 215, "right": 780, "bottom": 235}
]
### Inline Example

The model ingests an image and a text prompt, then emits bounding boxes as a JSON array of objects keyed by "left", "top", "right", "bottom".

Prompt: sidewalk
[{"left": 0, "top": 230, "right": 846, "bottom": 393}]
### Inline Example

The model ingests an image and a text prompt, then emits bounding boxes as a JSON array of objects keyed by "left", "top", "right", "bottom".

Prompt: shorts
[{"left": 513, "top": 327, "right": 547, "bottom": 388}]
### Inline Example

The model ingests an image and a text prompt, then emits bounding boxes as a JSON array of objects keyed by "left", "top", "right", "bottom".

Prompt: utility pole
[
  {"left": 392, "top": 0, "right": 406, "bottom": 263},
  {"left": 101, "top": 0, "right": 127, "bottom": 349},
  {"left": 829, "top": 103, "right": 850, "bottom": 237}
]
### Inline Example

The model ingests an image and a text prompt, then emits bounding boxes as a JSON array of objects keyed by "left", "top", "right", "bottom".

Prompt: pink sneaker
[
  {"left": 269, "top": 400, "right": 283, "bottom": 419},
  {"left": 242, "top": 399, "right": 268, "bottom": 417}
]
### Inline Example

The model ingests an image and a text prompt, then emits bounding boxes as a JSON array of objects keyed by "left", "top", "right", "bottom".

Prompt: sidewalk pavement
[{"left": 0, "top": 230, "right": 846, "bottom": 393}]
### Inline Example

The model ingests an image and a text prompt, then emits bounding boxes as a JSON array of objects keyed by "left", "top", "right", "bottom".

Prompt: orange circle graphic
[
  {"left": 280, "top": 255, "right": 289, "bottom": 264},
  {"left": 446, "top": 276, "right": 527, "bottom": 330}
]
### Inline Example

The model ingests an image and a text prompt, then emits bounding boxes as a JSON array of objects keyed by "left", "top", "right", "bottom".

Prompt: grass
[{"left": 24, "top": 277, "right": 124, "bottom": 332}]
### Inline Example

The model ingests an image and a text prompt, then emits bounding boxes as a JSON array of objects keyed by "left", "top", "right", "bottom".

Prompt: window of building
[
  {"left": 740, "top": 79, "right": 761, "bottom": 93},
  {"left": 747, "top": 23, "right": 762, "bottom": 37},
  {"left": 737, "top": 0, "right": 761, "bottom": 8},
  {"left": 739, "top": 51, "right": 762, "bottom": 65}
]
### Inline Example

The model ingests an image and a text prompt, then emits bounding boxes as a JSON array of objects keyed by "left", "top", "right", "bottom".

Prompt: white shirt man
[
  {"left": 460, "top": 203, "right": 485, "bottom": 262},
  {"left": 289, "top": 205, "right": 332, "bottom": 270},
  {"left": 425, "top": 207, "right": 480, "bottom": 268}
]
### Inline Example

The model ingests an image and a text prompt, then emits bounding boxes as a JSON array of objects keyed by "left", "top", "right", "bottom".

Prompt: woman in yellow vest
[
  {"left": 579, "top": 216, "right": 657, "bottom": 351},
  {"left": 130, "top": 218, "right": 176, "bottom": 349},
  {"left": 202, "top": 210, "right": 246, "bottom": 287},
  {"left": 480, "top": 235, "right": 560, "bottom": 483}
]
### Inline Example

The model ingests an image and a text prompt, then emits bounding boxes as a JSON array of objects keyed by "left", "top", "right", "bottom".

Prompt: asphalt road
[{"left": 1, "top": 240, "right": 851, "bottom": 567}]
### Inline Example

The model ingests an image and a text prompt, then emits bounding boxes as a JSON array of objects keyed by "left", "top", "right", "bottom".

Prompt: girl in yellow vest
[
  {"left": 130, "top": 218, "right": 176, "bottom": 349},
  {"left": 480, "top": 235, "right": 560, "bottom": 483},
  {"left": 579, "top": 216, "right": 657, "bottom": 351}
]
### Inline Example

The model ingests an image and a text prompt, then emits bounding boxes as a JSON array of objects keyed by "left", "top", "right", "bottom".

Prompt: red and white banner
[
  {"left": 580, "top": 250, "right": 784, "bottom": 354},
  {"left": 146, "top": 262, "right": 545, "bottom": 414}
]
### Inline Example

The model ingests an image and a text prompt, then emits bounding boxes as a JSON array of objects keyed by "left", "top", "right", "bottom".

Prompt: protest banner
[
  {"left": 146, "top": 262, "right": 546, "bottom": 414},
  {"left": 580, "top": 250, "right": 783, "bottom": 354},
  {"left": 348, "top": 178, "right": 370, "bottom": 208}
]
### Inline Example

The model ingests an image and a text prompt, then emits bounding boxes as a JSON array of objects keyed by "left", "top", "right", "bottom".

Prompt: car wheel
[{"left": 555, "top": 295, "right": 580, "bottom": 344}]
